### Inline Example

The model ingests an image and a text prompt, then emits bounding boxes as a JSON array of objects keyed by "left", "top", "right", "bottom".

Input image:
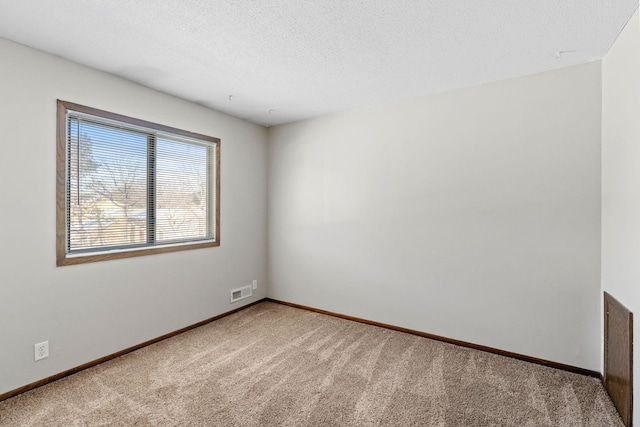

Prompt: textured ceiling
[{"left": 0, "top": 1, "right": 637, "bottom": 126}]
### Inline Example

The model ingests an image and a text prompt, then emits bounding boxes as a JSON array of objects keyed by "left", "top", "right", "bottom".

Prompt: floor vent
[{"left": 230, "top": 285, "right": 252, "bottom": 303}]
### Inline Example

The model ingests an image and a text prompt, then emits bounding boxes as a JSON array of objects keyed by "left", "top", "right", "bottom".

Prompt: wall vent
[{"left": 230, "top": 285, "right": 252, "bottom": 303}]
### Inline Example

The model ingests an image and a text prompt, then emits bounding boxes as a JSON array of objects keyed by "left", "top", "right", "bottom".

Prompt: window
[{"left": 56, "top": 100, "right": 220, "bottom": 266}]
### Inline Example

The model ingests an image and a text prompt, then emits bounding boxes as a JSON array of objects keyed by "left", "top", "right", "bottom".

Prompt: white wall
[
  {"left": 0, "top": 37, "right": 268, "bottom": 395},
  {"left": 268, "top": 63, "right": 602, "bottom": 370},
  {"left": 602, "top": 8, "right": 640, "bottom": 422}
]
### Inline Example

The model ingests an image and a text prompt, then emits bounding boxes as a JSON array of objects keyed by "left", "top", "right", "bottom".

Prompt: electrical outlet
[
  {"left": 252, "top": 280, "right": 258, "bottom": 290},
  {"left": 34, "top": 341, "right": 49, "bottom": 361}
]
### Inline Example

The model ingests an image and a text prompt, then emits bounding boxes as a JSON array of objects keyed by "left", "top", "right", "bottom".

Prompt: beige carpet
[{"left": 0, "top": 302, "right": 624, "bottom": 426}]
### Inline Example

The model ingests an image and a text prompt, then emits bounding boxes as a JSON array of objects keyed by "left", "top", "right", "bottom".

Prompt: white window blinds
[{"left": 63, "top": 106, "right": 218, "bottom": 258}]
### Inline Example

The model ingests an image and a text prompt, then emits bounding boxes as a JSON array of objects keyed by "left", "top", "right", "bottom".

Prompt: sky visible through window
[{"left": 68, "top": 118, "right": 209, "bottom": 251}]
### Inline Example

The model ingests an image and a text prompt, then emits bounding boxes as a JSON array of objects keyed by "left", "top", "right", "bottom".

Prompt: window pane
[
  {"left": 58, "top": 100, "right": 220, "bottom": 266},
  {"left": 68, "top": 119, "right": 148, "bottom": 251},
  {"left": 155, "top": 137, "right": 209, "bottom": 242}
]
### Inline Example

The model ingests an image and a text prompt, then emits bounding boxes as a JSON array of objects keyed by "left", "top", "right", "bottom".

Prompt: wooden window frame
[{"left": 56, "top": 100, "right": 220, "bottom": 266}]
